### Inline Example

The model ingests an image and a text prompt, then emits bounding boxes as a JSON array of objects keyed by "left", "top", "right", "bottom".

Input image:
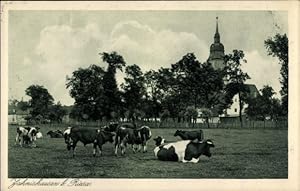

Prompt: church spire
[{"left": 214, "top": 17, "right": 220, "bottom": 43}]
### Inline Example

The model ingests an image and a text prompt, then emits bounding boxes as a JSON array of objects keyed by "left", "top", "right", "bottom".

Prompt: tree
[
  {"left": 224, "top": 50, "right": 250, "bottom": 128},
  {"left": 25, "top": 85, "right": 54, "bottom": 120},
  {"left": 48, "top": 102, "right": 67, "bottom": 123},
  {"left": 265, "top": 34, "right": 288, "bottom": 116},
  {"left": 165, "top": 53, "right": 225, "bottom": 122},
  {"left": 100, "top": 51, "right": 126, "bottom": 120},
  {"left": 144, "top": 70, "right": 162, "bottom": 122},
  {"left": 66, "top": 64, "right": 105, "bottom": 120},
  {"left": 199, "top": 108, "right": 213, "bottom": 128},
  {"left": 184, "top": 106, "right": 198, "bottom": 127},
  {"left": 246, "top": 85, "right": 281, "bottom": 121},
  {"left": 121, "top": 64, "right": 146, "bottom": 122}
]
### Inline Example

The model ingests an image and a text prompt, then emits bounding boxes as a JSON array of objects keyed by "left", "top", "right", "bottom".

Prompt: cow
[
  {"left": 153, "top": 136, "right": 171, "bottom": 146},
  {"left": 64, "top": 126, "right": 115, "bottom": 157},
  {"left": 114, "top": 124, "right": 152, "bottom": 156},
  {"left": 137, "top": 126, "right": 152, "bottom": 152},
  {"left": 154, "top": 139, "right": 215, "bottom": 163},
  {"left": 47, "top": 130, "right": 63, "bottom": 138},
  {"left": 174, "top": 130, "right": 204, "bottom": 141},
  {"left": 15, "top": 126, "right": 40, "bottom": 147}
]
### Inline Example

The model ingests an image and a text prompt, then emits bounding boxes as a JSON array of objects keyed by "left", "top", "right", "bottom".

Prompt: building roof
[
  {"left": 209, "top": 17, "right": 225, "bottom": 60},
  {"left": 244, "top": 84, "right": 260, "bottom": 98}
]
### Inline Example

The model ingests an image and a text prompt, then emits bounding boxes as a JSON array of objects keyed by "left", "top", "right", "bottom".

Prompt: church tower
[{"left": 208, "top": 17, "right": 225, "bottom": 70}]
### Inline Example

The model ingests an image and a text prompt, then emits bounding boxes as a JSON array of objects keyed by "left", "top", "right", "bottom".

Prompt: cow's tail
[{"left": 200, "top": 130, "right": 204, "bottom": 141}]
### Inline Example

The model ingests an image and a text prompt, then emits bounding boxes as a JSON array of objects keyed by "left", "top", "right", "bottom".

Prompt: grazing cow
[
  {"left": 64, "top": 126, "right": 115, "bottom": 157},
  {"left": 153, "top": 136, "right": 170, "bottom": 146},
  {"left": 15, "top": 126, "right": 40, "bottom": 147},
  {"left": 174, "top": 130, "right": 204, "bottom": 141},
  {"left": 114, "top": 124, "right": 152, "bottom": 155},
  {"left": 47, "top": 130, "right": 63, "bottom": 138},
  {"left": 154, "top": 139, "right": 215, "bottom": 163}
]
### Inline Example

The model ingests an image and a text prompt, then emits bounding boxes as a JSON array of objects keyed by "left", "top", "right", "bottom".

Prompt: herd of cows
[{"left": 14, "top": 123, "right": 215, "bottom": 163}]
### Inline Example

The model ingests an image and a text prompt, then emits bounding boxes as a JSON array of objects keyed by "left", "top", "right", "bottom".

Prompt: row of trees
[{"left": 9, "top": 33, "right": 288, "bottom": 126}]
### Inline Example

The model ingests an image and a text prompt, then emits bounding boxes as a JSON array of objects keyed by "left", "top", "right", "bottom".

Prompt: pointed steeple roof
[
  {"left": 208, "top": 16, "right": 225, "bottom": 70},
  {"left": 214, "top": 17, "right": 220, "bottom": 43}
]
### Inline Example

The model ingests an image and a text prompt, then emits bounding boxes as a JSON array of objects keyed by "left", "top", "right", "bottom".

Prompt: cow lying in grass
[
  {"left": 154, "top": 139, "right": 215, "bottom": 163},
  {"left": 114, "top": 124, "right": 152, "bottom": 156},
  {"left": 47, "top": 130, "right": 63, "bottom": 138},
  {"left": 174, "top": 130, "right": 204, "bottom": 141},
  {"left": 64, "top": 126, "right": 115, "bottom": 157},
  {"left": 15, "top": 126, "right": 40, "bottom": 147}
]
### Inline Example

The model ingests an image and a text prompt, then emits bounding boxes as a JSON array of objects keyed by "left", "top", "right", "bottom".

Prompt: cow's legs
[
  {"left": 72, "top": 141, "right": 78, "bottom": 158},
  {"left": 15, "top": 134, "right": 20, "bottom": 146},
  {"left": 115, "top": 145, "right": 119, "bottom": 156},
  {"left": 137, "top": 144, "right": 142, "bottom": 152},
  {"left": 121, "top": 142, "right": 126, "bottom": 155},
  {"left": 143, "top": 142, "right": 147, "bottom": 153},
  {"left": 93, "top": 144, "right": 97, "bottom": 157},
  {"left": 97, "top": 145, "right": 102, "bottom": 156},
  {"left": 132, "top": 144, "right": 137, "bottom": 153}
]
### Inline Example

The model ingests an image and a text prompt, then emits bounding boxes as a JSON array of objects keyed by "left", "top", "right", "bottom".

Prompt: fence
[{"left": 24, "top": 119, "right": 287, "bottom": 130}]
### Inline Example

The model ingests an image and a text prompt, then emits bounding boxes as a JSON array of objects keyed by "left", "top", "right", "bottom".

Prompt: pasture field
[{"left": 8, "top": 125, "right": 288, "bottom": 178}]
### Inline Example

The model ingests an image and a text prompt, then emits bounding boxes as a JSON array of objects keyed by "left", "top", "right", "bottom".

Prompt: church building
[{"left": 206, "top": 17, "right": 259, "bottom": 119}]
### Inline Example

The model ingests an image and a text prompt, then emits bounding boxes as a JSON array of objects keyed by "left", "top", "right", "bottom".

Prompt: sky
[{"left": 8, "top": 11, "right": 288, "bottom": 106}]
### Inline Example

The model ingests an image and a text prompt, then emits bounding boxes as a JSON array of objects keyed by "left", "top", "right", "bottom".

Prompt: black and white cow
[
  {"left": 15, "top": 126, "right": 40, "bottom": 147},
  {"left": 114, "top": 124, "right": 152, "bottom": 155},
  {"left": 64, "top": 126, "right": 115, "bottom": 157},
  {"left": 174, "top": 130, "right": 204, "bottom": 141},
  {"left": 154, "top": 139, "right": 215, "bottom": 163}
]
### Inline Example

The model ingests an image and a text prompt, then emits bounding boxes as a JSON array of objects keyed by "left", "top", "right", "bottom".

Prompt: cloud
[
  {"left": 26, "top": 23, "right": 106, "bottom": 105},
  {"left": 105, "top": 20, "right": 209, "bottom": 70},
  {"left": 243, "top": 50, "right": 281, "bottom": 97}
]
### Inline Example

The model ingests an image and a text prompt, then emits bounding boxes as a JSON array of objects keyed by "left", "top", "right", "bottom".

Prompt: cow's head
[
  {"left": 28, "top": 127, "right": 39, "bottom": 141},
  {"left": 47, "top": 130, "right": 53, "bottom": 135},
  {"left": 153, "top": 136, "right": 165, "bottom": 146},
  {"left": 174, "top": 130, "right": 182, "bottom": 137},
  {"left": 202, "top": 139, "right": 215, "bottom": 157}
]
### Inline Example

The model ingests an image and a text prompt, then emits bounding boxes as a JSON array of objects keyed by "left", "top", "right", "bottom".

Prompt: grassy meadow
[{"left": 8, "top": 125, "right": 288, "bottom": 178}]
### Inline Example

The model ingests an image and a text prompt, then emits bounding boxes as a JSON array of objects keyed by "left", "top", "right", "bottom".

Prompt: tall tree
[
  {"left": 66, "top": 64, "right": 105, "bottom": 120},
  {"left": 265, "top": 33, "right": 288, "bottom": 116},
  {"left": 25, "top": 85, "right": 54, "bottom": 120},
  {"left": 100, "top": 51, "right": 126, "bottom": 120},
  {"left": 121, "top": 64, "right": 146, "bottom": 122},
  {"left": 170, "top": 53, "right": 225, "bottom": 118},
  {"left": 144, "top": 70, "right": 163, "bottom": 122},
  {"left": 224, "top": 50, "right": 250, "bottom": 128}
]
